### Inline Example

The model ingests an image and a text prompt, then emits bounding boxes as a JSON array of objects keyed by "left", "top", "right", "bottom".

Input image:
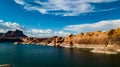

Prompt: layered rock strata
[{"left": 19, "top": 28, "right": 120, "bottom": 54}]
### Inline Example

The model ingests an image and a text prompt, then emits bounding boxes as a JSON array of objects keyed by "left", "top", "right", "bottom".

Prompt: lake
[{"left": 0, "top": 43, "right": 120, "bottom": 67}]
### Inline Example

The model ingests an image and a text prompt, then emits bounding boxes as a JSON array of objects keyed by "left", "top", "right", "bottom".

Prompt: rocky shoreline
[
  {"left": 1, "top": 28, "right": 120, "bottom": 54},
  {"left": 14, "top": 42, "right": 120, "bottom": 54}
]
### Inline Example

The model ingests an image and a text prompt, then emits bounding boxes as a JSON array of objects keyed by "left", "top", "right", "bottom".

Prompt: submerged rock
[
  {"left": 0, "top": 64, "right": 12, "bottom": 67},
  {"left": 91, "top": 48, "right": 118, "bottom": 54}
]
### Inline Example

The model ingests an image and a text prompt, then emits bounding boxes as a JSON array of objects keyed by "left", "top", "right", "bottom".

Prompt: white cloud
[
  {"left": 0, "top": 20, "right": 70, "bottom": 37},
  {"left": 24, "top": 6, "right": 48, "bottom": 14},
  {"left": 0, "top": 20, "right": 25, "bottom": 33},
  {"left": 54, "top": 31, "right": 71, "bottom": 36},
  {"left": 64, "top": 19, "right": 120, "bottom": 33},
  {"left": 14, "top": 0, "right": 25, "bottom": 5},
  {"left": 26, "top": 29, "right": 70, "bottom": 37},
  {"left": 30, "top": 29, "right": 52, "bottom": 34},
  {"left": 14, "top": 0, "right": 118, "bottom": 16},
  {"left": 0, "top": 20, "right": 3, "bottom": 23},
  {"left": 1, "top": 19, "right": 120, "bottom": 37},
  {"left": 77, "top": 0, "right": 118, "bottom": 3}
]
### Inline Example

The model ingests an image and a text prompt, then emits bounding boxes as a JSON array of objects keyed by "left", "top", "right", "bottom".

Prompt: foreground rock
[{"left": 0, "top": 64, "right": 12, "bottom": 67}]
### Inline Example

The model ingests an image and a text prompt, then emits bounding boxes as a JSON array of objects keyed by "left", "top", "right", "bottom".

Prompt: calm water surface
[{"left": 0, "top": 43, "right": 120, "bottom": 67}]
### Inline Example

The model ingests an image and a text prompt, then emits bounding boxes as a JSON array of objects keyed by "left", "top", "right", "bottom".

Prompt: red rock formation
[
  {"left": 13, "top": 27, "right": 120, "bottom": 48},
  {"left": 20, "top": 36, "right": 64, "bottom": 46},
  {"left": 64, "top": 31, "right": 109, "bottom": 46}
]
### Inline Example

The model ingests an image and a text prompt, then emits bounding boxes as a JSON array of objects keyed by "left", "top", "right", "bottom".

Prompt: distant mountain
[{"left": 2, "top": 30, "right": 27, "bottom": 37}]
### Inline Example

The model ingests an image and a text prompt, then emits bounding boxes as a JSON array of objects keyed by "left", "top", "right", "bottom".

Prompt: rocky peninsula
[{"left": 1, "top": 27, "right": 120, "bottom": 54}]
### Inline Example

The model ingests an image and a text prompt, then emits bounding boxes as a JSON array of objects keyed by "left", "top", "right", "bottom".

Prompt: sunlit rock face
[
  {"left": 1, "top": 28, "right": 120, "bottom": 46},
  {"left": 18, "top": 27, "right": 120, "bottom": 48},
  {"left": 108, "top": 28, "right": 120, "bottom": 45},
  {"left": 63, "top": 27, "right": 120, "bottom": 46},
  {"left": 63, "top": 31, "right": 109, "bottom": 46},
  {"left": 61, "top": 27, "right": 120, "bottom": 54},
  {"left": 20, "top": 36, "right": 64, "bottom": 46}
]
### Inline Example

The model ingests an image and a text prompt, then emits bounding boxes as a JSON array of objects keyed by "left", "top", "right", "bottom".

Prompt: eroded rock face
[
  {"left": 0, "top": 28, "right": 120, "bottom": 46},
  {"left": 20, "top": 36, "right": 64, "bottom": 46},
  {"left": 21, "top": 37, "right": 47, "bottom": 44},
  {"left": 108, "top": 28, "right": 120, "bottom": 45},
  {"left": 64, "top": 31, "right": 109, "bottom": 46},
  {"left": 63, "top": 34, "right": 74, "bottom": 46},
  {"left": 48, "top": 36, "right": 64, "bottom": 46},
  {"left": 14, "top": 27, "right": 120, "bottom": 48}
]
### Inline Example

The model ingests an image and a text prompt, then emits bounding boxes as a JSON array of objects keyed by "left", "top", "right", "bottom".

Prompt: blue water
[{"left": 0, "top": 43, "right": 120, "bottom": 67}]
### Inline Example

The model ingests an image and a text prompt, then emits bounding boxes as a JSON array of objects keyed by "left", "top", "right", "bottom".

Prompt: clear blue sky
[{"left": 0, "top": 0, "right": 120, "bottom": 37}]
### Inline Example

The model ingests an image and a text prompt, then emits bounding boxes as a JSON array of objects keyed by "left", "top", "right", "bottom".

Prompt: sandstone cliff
[
  {"left": 63, "top": 31, "right": 109, "bottom": 46},
  {"left": 14, "top": 28, "right": 119, "bottom": 52},
  {"left": 20, "top": 36, "right": 64, "bottom": 46}
]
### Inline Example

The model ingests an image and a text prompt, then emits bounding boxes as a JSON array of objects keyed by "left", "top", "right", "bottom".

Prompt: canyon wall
[{"left": 18, "top": 27, "right": 120, "bottom": 54}]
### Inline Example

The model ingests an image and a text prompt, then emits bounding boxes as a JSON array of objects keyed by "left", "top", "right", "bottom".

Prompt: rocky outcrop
[
  {"left": 46, "top": 36, "right": 64, "bottom": 46},
  {"left": 64, "top": 31, "right": 109, "bottom": 45},
  {"left": 13, "top": 27, "right": 120, "bottom": 54},
  {"left": 61, "top": 28, "right": 120, "bottom": 54},
  {"left": 2, "top": 30, "right": 27, "bottom": 37},
  {"left": 19, "top": 36, "right": 64, "bottom": 46},
  {"left": 0, "top": 30, "right": 27, "bottom": 43},
  {"left": 20, "top": 37, "right": 47, "bottom": 44},
  {"left": 0, "top": 64, "right": 12, "bottom": 67},
  {"left": 108, "top": 28, "right": 120, "bottom": 45}
]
